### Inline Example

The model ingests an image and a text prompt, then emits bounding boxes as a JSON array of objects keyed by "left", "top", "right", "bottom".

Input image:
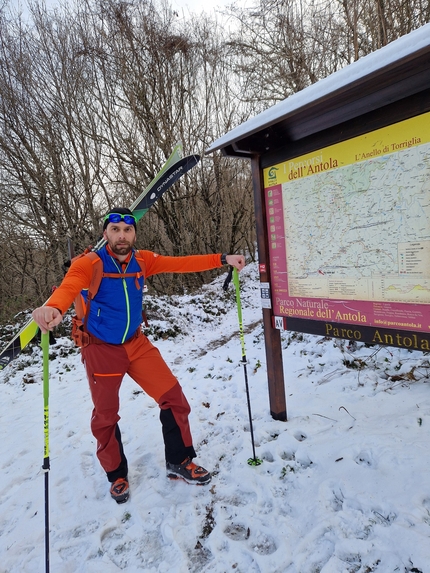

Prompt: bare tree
[
  {"left": 82, "top": 0, "right": 256, "bottom": 293},
  {"left": 225, "top": 0, "right": 430, "bottom": 106},
  {"left": 0, "top": 3, "right": 108, "bottom": 286},
  {"left": 0, "top": 0, "right": 256, "bottom": 318}
]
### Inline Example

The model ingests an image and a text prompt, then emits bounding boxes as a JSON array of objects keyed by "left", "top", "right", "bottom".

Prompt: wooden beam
[{"left": 251, "top": 155, "right": 287, "bottom": 421}]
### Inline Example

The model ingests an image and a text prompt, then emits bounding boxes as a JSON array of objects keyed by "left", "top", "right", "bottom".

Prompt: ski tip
[{"left": 184, "top": 154, "right": 200, "bottom": 168}]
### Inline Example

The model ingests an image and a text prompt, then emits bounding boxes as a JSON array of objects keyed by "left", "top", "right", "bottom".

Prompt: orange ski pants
[{"left": 81, "top": 331, "right": 196, "bottom": 482}]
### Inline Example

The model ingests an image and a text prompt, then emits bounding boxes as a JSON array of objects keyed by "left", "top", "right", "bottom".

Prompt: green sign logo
[{"left": 268, "top": 167, "right": 279, "bottom": 183}]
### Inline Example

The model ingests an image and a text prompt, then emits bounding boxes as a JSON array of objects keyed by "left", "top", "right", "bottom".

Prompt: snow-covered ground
[{"left": 1, "top": 262, "right": 430, "bottom": 572}]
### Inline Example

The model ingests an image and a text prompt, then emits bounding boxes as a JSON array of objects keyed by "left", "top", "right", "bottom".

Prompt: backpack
[{"left": 69, "top": 248, "right": 147, "bottom": 347}]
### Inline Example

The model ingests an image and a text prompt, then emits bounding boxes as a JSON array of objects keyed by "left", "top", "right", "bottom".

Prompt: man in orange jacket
[{"left": 32, "top": 207, "right": 245, "bottom": 503}]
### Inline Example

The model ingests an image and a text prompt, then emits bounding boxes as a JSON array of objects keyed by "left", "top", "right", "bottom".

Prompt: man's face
[{"left": 103, "top": 222, "right": 136, "bottom": 256}]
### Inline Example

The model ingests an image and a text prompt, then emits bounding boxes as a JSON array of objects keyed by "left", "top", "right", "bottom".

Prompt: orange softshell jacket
[{"left": 47, "top": 248, "right": 223, "bottom": 343}]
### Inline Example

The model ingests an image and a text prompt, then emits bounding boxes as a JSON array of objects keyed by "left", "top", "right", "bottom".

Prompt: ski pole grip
[{"left": 41, "top": 333, "right": 50, "bottom": 465}]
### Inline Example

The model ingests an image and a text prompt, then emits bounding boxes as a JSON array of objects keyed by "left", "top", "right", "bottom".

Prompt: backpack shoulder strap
[
  {"left": 134, "top": 251, "right": 149, "bottom": 327},
  {"left": 86, "top": 252, "right": 103, "bottom": 301},
  {"left": 134, "top": 250, "right": 146, "bottom": 275},
  {"left": 71, "top": 251, "right": 102, "bottom": 321}
]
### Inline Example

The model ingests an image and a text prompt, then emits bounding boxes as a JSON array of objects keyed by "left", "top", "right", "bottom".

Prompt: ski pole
[
  {"left": 41, "top": 332, "right": 50, "bottom": 573},
  {"left": 224, "top": 267, "right": 262, "bottom": 466}
]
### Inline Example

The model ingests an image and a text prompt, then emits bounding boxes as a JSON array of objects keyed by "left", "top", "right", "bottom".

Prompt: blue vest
[{"left": 84, "top": 247, "right": 144, "bottom": 344}]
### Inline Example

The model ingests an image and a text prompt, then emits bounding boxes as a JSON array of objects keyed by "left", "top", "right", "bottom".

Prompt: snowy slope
[{"left": 1, "top": 263, "right": 430, "bottom": 572}]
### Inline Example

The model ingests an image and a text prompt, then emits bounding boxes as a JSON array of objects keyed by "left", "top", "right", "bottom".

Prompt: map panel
[
  {"left": 284, "top": 144, "right": 430, "bottom": 303},
  {"left": 264, "top": 111, "right": 430, "bottom": 332}
]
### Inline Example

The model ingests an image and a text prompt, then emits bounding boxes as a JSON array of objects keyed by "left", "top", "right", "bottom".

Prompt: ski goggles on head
[{"left": 103, "top": 213, "right": 136, "bottom": 226}]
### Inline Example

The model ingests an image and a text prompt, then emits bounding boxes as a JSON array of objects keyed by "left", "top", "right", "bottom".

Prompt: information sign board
[{"left": 264, "top": 111, "right": 430, "bottom": 349}]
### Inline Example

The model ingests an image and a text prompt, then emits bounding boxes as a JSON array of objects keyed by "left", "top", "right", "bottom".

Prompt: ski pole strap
[
  {"left": 41, "top": 333, "right": 50, "bottom": 468},
  {"left": 233, "top": 268, "right": 247, "bottom": 360},
  {"left": 221, "top": 266, "right": 245, "bottom": 356},
  {"left": 222, "top": 265, "right": 233, "bottom": 291}
]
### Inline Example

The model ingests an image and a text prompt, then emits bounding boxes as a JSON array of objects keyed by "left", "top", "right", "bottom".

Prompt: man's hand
[
  {"left": 226, "top": 255, "right": 246, "bottom": 272},
  {"left": 32, "top": 306, "right": 63, "bottom": 334}
]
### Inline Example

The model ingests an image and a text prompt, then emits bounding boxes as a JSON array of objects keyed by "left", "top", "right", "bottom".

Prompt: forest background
[{"left": 1, "top": 0, "right": 429, "bottom": 324}]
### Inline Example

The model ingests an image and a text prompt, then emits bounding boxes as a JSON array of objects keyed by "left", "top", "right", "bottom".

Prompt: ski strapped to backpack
[{"left": 70, "top": 249, "right": 148, "bottom": 347}]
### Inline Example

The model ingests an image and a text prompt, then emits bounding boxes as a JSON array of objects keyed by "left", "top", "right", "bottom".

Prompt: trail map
[
  {"left": 264, "top": 111, "right": 430, "bottom": 333},
  {"left": 283, "top": 143, "right": 430, "bottom": 303}
]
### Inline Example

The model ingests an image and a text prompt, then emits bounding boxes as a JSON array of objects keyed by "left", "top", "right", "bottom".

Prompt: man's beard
[{"left": 109, "top": 240, "right": 134, "bottom": 256}]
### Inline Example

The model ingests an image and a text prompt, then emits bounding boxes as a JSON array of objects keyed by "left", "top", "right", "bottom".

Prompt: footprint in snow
[
  {"left": 261, "top": 451, "right": 274, "bottom": 462},
  {"left": 224, "top": 523, "right": 250, "bottom": 540},
  {"left": 294, "top": 430, "right": 307, "bottom": 442},
  {"left": 295, "top": 450, "right": 313, "bottom": 469},
  {"left": 100, "top": 526, "right": 165, "bottom": 570},
  {"left": 81, "top": 450, "right": 106, "bottom": 500},
  {"left": 354, "top": 450, "right": 376, "bottom": 468},
  {"left": 224, "top": 524, "right": 277, "bottom": 556},
  {"left": 280, "top": 449, "right": 296, "bottom": 461},
  {"left": 222, "top": 491, "right": 258, "bottom": 507},
  {"left": 81, "top": 450, "right": 97, "bottom": 477},
  {"left": 421, "top": 497, "right": 430, "bottom": 526},
  {"left": 228, "top": 549, "right": 262, "bottom": 573},
  {"left": 319, "top": 480, "right": 345, "bottom": 512},
  {"left": 188, "top": 540, "right": 214, "bottom": 573},
  {"left": 249, "top": 531, "right": 277, "bottom": 555}
]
